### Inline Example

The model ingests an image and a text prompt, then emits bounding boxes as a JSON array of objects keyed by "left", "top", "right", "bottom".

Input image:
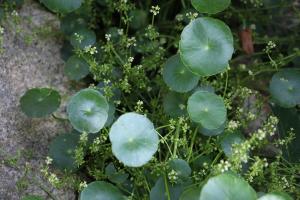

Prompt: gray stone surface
[{"left": 0, "top": 1, "right": 75, "bottom": 199}]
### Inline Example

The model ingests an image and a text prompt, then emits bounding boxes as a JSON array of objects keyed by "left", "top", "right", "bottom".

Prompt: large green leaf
[
  {"left": 49, "top": 133, "right": 80, "bottom": 171},
  {"left": 64, "top": 56, "right": 90, "bottom": 81},
  {"left": 191, "top": 0, "right": 231, "bottom": 14},
  {"left": 269, "top": 69, "right": 300, "bottom": 108},
  {"left": 163, "top": 54, "right": 200, "bottom": 93},
  {"left": 199, "top": 173, "right": 257, "bottom": 200},
  {"left": 198, "top": 121, "right": 226, "bottom": 136},
  {"left": 67, "top": 88, "right": 109, "bottom": 133},
  {"left": 109, "top": 112, "right": 159, "bottom": 167},
  {"left": 258, "top": 192, "right": 293, "bottom": 200},
  {"left": 187, "top": 90, "right": 227, "bottom": 130},
  {"left": 179, "top": 17, "right": 233, "bottom": 77},
  {"left": 80, "top": 181, "right": 125, "bottom": 200},
  {"left": 40, "top": 0, "right": 82, "bottom": 13},
  {"left": 20, "top": 88, "right": 61, "bottom": 118}
]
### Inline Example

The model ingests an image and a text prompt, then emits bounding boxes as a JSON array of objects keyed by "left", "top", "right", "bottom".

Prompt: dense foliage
[{"left": 1, "top": 0, "right": 300, "bottom": 199}]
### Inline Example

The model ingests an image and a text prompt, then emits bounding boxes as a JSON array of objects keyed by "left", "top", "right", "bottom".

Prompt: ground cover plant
[{"left": 1, "top": 0, "right": 300, "bottom": 199}]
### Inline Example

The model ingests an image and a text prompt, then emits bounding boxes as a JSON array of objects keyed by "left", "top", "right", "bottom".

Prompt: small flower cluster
[
  {"left": 84, "top": 45, "right": 98, "bottom": 55},
  {"left": 227, "top": 120, "right": 240, "bottom": 131},
  {"left": 40, "top": 157, "right": 61, "bottom": 187},
  {"left": 74, "top": 33, "right": 84, "bottom": 43},
  {"left": 246, "top": 156, "right": 268, "bottom": 182},
  {"left": 241, "top": 0, "right": 263, "bottom": 7},
  {"left": 264, "top": 41, "right": 276, "bottom": 54},
  {"left": 186, "top": 12, "right": 199, "bottom": 21},
  {"left": 168, "top": 169, "right": 179, "bottom": 184},
  {"left": 150, "top": 5, "right": 160, "bottom": 16},
  {"left": 134, "top": 100, "right": 144, "bottom": 113},
  {"left": 78, "top": 181, "right": 88, "bottom": 191},
  {"left": 216, "top": 159, "right": 232, "bottom": 173}
]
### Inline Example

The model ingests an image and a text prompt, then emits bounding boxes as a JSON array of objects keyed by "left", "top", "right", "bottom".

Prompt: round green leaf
[
  {"left": 40, "top": 0, "right": 82, "bottom": 13},
  {"left": 129, "top": 10, "right": 147, "bottom": 30},
  {"left": 109, "top": 112, "right": 159, "bottom": 167},
  {"left": 191, "top": 0, "right": 231, "bottom": 14},
  {"left": 187, "top": 90, "right": 227, "bottom": 130},
  {"left": 49, "top": 133, "right": 80, "bottom": 171},
  {"left": 70, "top": 28, "right": 96, "bottom": 49},
  {"left": 163, "top": 92, "right": 188, "bottom": 117},
  {"left": 20, "top": 88, "right": 61, "bottom": 118},
  {"left": 180, "top": 17, "right": 233, "bottom": 76},
  {"left": 80, "top": 181, "right": 125, "bottom": 200},
  {"left": 64, "top": 56, "right": 90, "bottom": 81},
  {"left": 199, "top": 173, "right": 257, "bottom": 200},
  {"left": 67, "top": 88, "right": 109, "bottom": 133},
  {"left": 169, "top": 159, "right": 191, "bottom": 178},
  {"left": 60, "top": 13, "right": 87, "bottom": 36},
  {"left": 163, "top": 54, "right": 200, "bottom": 93},
  {"left": 269, "top": 69, "right": 300, "bottom": 108},
  {"left": 180, "top": 186, "right": 201, "bottom": 200},
  {"left": 220, "top": 131, "right": 245, "bottom": 157},
  {"left": 198, "top": 121, "right": 226, "bottom": 136},
  {"left": 258, "top": 192, "right": 293, "bottom": 200}
]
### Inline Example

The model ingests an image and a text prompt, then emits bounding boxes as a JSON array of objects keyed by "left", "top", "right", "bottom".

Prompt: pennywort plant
[{"left": 16, "top": 0, "right": 300, "bottom": 199}]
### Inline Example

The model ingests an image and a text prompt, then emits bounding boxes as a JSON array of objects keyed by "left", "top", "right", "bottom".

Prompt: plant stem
[
  {"left": 163, "top": 174, "right": 171, "bottom": 200},
  {"left": 187, "top": 127, "right": 198, "bottom": 162},
  {"left": 173, "top": 123, "right": 180, "bottom": 157}
]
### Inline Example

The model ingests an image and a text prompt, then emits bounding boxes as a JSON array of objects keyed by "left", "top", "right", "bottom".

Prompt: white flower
[{"left": 105, "top": 34, "right": 111, "bottom": 41}]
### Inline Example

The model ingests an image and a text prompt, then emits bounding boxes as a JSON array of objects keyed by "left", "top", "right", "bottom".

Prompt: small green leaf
[
  {"left": 67, "top": 88, "right": 109, "bottom": 133},
  {"left": 163, "top": 92, "right": 188, "bottom": 117},
  {"left": 70, "top": 28, "right": 96, "bottom": 49},
  {"left": 109, "top": 112, "right": 159, "bottom": 167},
  {"left": 258, "top": 192, "right": 293, "bottom": 200},
  {"left": 105, "top": 163, "right": 129, "bottom": 184},
  {"left": 269, "top": 69, "right": 300, "bottom": 108},
  {"left": 163, "top": 54, "right": 200, "bottom": 93},
  {"left": 80, "top": 181, "right": 125, "bottom": 200},
  {"left": 64, "top": 56, "right": 90, "bottom": 81},
  {"left": 191, "top": 0, "right": 231, "bottom": 14},
  {"left": 150, "top": 177, "right": 192, "bottom": 200},
  {"left": 219, "top": 131, "right": 245, "bottom": 157},
  {"left": 49, "top": 133, "right": 80, "bottom": 171},
  {"left": 180, "top": 17, "right": 233, "bottom": 76},
  {"left": 169, "top": 159, "right": 191, "bottom": 178},
  {"left": 40, "top": 0, "right": 83, "bottom": 13},
  {"left": 199, "top": 173, "right": 257, "bottom": 200},
  {"left": 20, "top": 88, "right": 61, "bottom": 118},
  {"left": 187, "top": 90, "right": 227, "bottom": 130}
]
